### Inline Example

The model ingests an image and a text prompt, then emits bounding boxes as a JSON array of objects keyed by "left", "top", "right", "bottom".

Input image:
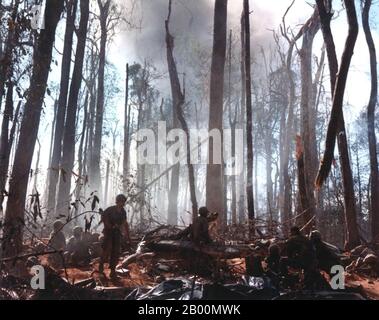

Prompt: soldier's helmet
[
  {"left": 73, "top": 226, "right": 83, "bottom": 237},
  {"left": 53, "top": 220, "right": 64, "bottom": 231},
  {"left": 116, "top": 194, "right": 127, "bottom": 203},
  {"left": 198, "top": 206, "right": 210, "bottom": 217},
  {"left": 310, "top": 230, "right": 322, "bottom": 242}
]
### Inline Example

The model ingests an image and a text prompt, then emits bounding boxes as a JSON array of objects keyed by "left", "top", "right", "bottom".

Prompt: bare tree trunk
[
  {"left": 315, "top": 0, "right": 360, "bottom": 249},
  {"left": 47, "top": 0, "right": 77, "bottom": 213},
  {"left": 56, "top": 0, "right": 89, "bottom": 216},
  {"left": 296, "top": 135, "right": 311, "bottom": 227},
  {"left": 265, "top": 134, "right": 273, "bottom": 223},
  {"left": 299, "top": 9, "right": 319, "bottom": 233},
  {"left": 243, "top": 0, "right": 255, "bottom": 237},
  {"left": 104, "top": 159, "right": 110, "bottom": 206},
  {"left": 0, "top": 83, "right": 14, "bottom": 209},
  {"left": 2, "top": 0, "right": 64, "bottom": 257},
  {"left": 75, "top": 92, "right": 88, "bottom": 210},
  {"left": 362, "top": 0, "right": 379, "bottom": 241},
  {"left": 123, "top": 63, "right": 130, "bottom": 194},
  {"left": 206, "top": 0, "right": 227, "bottom": 228},
  {"left": 90, "top": 0, "right": 111, "bottom": 196},
  {"left": 32, "top": 139, "right": 41, "bottom": 193},
  {"left": 227, "top": 29, "right": 237, "bottom": 225},
  {"left": 238, "top": 13, "right": 246, "bottom": 225},
  {"left": 0, "top": 0, "right": 20, "bottom": 109},
  {"left": 86, "top": 67, "right": 97, "bottom": 175},
  {"left": 165, "top": 0, "right": 198, "bottom": 222}
]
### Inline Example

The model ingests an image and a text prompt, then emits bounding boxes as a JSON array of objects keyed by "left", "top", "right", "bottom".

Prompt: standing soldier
[{"left": 99, "top": 194, "right": 131, "bottom": 279}]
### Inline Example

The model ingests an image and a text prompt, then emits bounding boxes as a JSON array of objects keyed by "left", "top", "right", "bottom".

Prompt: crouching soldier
[
  {"left": 191, "top": 207, "right": 218, "bottom": 246},
  {"left": 48, "top": 220, "right": 66, "bottom": 268},
  {"left": 280, "top": 226, "right": 320, "bottom": 289},
  {"left": 66, "top": 226, "right": 91, "bottom": 266},
  {"left": 310, "top": 230, "right": 341, "bottom": 275},
  {"left": 99, "top": 194, "right": 131, "bottom": 279}
]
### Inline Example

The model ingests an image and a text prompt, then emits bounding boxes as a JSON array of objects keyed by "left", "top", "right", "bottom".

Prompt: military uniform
[
  {"left": 66, "top": 227, "right": 90, "bottom": 266},
  {"left": 310, "top": 231, "right": 341, "bottom": 274},
  {"left": 191, "top": 215, "right": 211, "bottom": 245},
  {"left": 48, "top": 221, "right": 66, "bottom": 268},
  {"left": 280, "top": 228, "right": 320, "bottom": 288},
  {"left": 100, "top": 205, "right": 129, "bottom": 273}
]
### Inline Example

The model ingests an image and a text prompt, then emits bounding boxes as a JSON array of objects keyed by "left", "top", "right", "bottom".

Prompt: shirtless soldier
[{"left": 99, "top": 194, "right": 131, "bottom": 279}]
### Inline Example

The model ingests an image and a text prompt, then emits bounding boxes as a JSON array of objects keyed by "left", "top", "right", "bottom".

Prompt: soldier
[
  {"left": 280, "top": 226, "right": 319, "bottom": 288},
  {"left": 48, "top": 220, "right": 66, "bottom": 268},
  {"left": 89, "top": 234, "right": 103, "bottom": 259},
  {"left": 266, "top": 243, "right": 281, "bottom": 275},
  {"left": 310, "top": 230, "right": 341, "bottom": 275},
  {"left": 191, "top": 207, "right": 216, "bottom": 245},
  {"left": 99, "top": 194, "right": 131, "bottom": 279},
  {"left": 66, "top": 226, "right": 90, "bottom": 266}
]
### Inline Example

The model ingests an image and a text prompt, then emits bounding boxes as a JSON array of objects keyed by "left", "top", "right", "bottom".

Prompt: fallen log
[
  {"left": 120, "top": 252, "right": 156, "bottom": 269},
  {"left": 146, "top": 240, "right": 253, "bottom": 259}
]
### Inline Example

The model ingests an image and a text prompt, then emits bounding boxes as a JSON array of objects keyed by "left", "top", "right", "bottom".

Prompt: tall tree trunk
[
  {"left": 2, "top": 0, "right": 64, "bottom": 257},
  {"left": 238, "top": 12, "right": 246, "bottom": 224},
  {"left": 0, "top": 83, "right": 14, "bottom": 209},
  {"left": 86, "top": 68, "right": 97, "bottom": 175},
  {"left": 104, "top": 159, "right": 110, "bottom": 206},
  {"left": 47, "top": 0, "right": 77, "bottom": 213},
  {"left": 56, "top": 0, "right": 89, "bottom": 215},
  {"left": 243, "top": 0, "right": 255, "bottom": 237},
  {"left": 123, "top": 63, "right": 130, "bottom": 194},
  {"left": 227, "top": 29, "right": 237, "bottom": 225},
  {"left": 279, "top": 4, "right": 311, "bottom": 235},
  {"left": 315, "top": 0, "right": 360, "bottom": 249},
  {"left": 165, "top": 0, "right": 198, "bottom": 222},
  {"left": 299, "top": 9, "right": 319, "bottom": 233},
  {"left": 90, "top": 0, "right": 111, "bottom": 197},
  {"left": 0, "top": 98, "right": 21, "bottom": 214},
  {"left": 362, "top": 0, "right": 379, "bottom": 241},
  {"left": 265, "top": 134, "right": 273, "bottom": 223},
  {"left": 44, "top": 99, "right": 58, "bottom": 206},
  {"left": 75, "top": 92, "right": 88, "bottom": 209},
  {"left": 0, "top": 0, "right": 19, "bottom": 109},
  {"left": 206, "top": 0, "right": 227, "bottom": 227}
]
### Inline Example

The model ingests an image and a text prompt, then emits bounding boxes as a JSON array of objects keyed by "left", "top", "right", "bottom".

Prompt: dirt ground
[{"left": 48, "top": 256, "right": 379, "bottom": 300}]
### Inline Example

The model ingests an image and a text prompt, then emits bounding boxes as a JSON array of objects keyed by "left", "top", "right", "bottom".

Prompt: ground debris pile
[
  {"left": 1, "top": 224, "right": 379, "bottom": 300},
  {"left": 346, "top": 244, "right": 379, "bottom": 277}
]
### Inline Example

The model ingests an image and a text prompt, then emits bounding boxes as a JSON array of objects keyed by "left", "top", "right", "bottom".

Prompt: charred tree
[
  {"left": 362, "top": 0, "right": 379, "bottom": 240},
  {"left": 315, "top": 0, "right": 360, "bottom": 249},
  {"left": 56, "top": 0, "right": 89, "bottom": 216},
  {"left": 47, "top": 0, "right": 77, "bottom": 213},
  {"left": 2, "top": 0, "right": 64, "bottom": 257},
  {"left": 238, "top": 12, "right": 246, "bottom": 224},
  {"left": 123, "top": 63, "right": 130, "bottom": 194},
  {"left": 243, "top": 0, "right": 255, "bottom": 237},
  {"left": 0, "top": 0, "right": 20, "bottom": 109},
  {"left": 165, "top": 0, "right": 198, "bottom": 221},
  {"left": 228, "top": 29, "right": 237, "bottom": 225},
  {"left": 206, "top": 0, "right": 227, "bottom": 227},
  {"left": 299, "top": 8, "right": 319, "bottom": 233},
  {"left": 90, "top": 0, "right": 111, "bottom": 196}
]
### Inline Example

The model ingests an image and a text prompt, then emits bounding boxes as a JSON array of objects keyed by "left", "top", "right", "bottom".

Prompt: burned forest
[{"left": 1, "top": 0, "right": 379, "bottom": 303}]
